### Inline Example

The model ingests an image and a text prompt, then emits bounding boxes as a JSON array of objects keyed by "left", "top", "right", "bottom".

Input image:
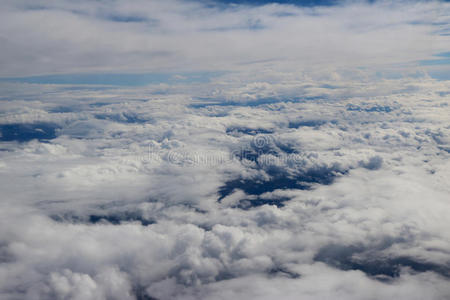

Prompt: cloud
[
  {"left": 0, "top": 73, "right": 449, "bottom": 299},
  {"left": 0, "top": 0, "right": 449, "bottom": 78},
  {"left": 0, "top": 1, "right": 450, "bottom": 299}
]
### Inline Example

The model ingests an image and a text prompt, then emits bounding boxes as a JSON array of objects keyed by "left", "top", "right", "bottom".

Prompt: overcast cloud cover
[{"left": 0, "top": 0, "right": 450, "bottom": 299}]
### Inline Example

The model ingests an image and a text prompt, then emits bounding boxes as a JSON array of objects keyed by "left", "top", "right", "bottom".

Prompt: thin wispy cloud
[{"left": 0, "top": 0, "right": 449, "bottom": 79}]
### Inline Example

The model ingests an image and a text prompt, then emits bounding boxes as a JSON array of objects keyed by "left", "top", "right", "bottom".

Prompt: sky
[{"left": 0, "top": 1, "right": 450, "bottom": 300}]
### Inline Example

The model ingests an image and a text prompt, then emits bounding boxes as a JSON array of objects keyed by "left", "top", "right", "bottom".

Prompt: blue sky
[{"left": 420, "top": 51, "right": 450, "bottom": 65}]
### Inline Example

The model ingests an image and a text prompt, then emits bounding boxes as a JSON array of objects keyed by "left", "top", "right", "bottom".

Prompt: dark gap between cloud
[
  {"left": 0, "top": 123, "right": 60, "bottom": 142},
  {"left": 94, "top": 112, "right": 150, "bottom": 124},
  {"left": 50, "top": 212, "right": 155, "bottom": 226},
  {"left": 226, "top": 127, "right": 274, "bottom": 136},
  {"left": 314, "top": 244, "right": 450, "bottom": 280},
  {"left": 218, "top": 164, "right": 346, "bottom": 208},
  {"left": 346, "top": 104, "right": 394, "bottom": 113}
]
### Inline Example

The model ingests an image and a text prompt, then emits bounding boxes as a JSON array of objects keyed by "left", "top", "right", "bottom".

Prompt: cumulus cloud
[
  {"left": 0, "top": 74, "right": 449, "bottom": 299},
  {"left": 0, "top": 0, "right": 450, "bottom": 299}
]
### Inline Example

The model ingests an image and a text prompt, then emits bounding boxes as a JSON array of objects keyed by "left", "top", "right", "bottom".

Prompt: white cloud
[
  {"left": 0, "top": 1, "right": 450, "bottom": 299},
  {"left": 0, "top": 74, "right": 449, "bottom": 299},
  {"left": 0, "top": 0, "right": 449, "bottom": 78}
]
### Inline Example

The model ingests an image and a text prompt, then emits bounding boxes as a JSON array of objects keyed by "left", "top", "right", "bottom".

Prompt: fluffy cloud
[
  {"left": 0, "top": 73, "right": 449, "bottom": 299},
  {"left": 1, "top": 0, "right": 450, "bottom": 299}
]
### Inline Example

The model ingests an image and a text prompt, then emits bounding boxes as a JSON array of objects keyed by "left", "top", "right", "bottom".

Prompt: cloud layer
[
  {"left": 0, "top": 0, "right": 449, "bottom": 78},
  {"left": 1, "top": 0, "right": 450, "bottom": 299},
  {"left": 1, "top": 73, "right": 450, "bottom": 299}
]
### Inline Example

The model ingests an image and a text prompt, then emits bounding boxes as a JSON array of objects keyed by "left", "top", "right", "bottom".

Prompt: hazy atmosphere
[{"left": 0, "top": 0, "right": 449, "bottom": 299}]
